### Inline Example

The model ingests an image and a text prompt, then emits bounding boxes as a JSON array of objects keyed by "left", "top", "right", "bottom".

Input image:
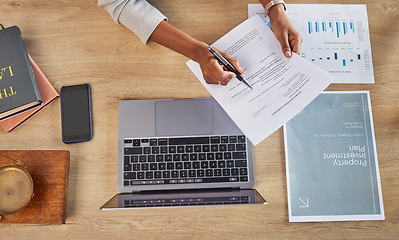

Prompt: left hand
[{"left": 268, "top": 4, "right": 303, "bottom": 57}]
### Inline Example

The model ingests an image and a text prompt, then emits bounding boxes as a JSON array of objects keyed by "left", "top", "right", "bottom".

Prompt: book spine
[{"left": 15, "top": 27, "right": 42, "bottom": 103}]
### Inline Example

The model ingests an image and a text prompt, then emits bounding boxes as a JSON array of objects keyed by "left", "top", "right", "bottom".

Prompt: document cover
[{"left": 284, "top": 91, "right": 384, "bottom": 222}]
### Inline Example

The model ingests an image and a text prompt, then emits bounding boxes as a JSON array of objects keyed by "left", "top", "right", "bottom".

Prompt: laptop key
[
  {"left": 177, "top": 146, "right": 185, "bottom": 153},
  {"left": 156, "top": 155, "right": 164, "bottom": 162},
  {"left": 133, "top": 139, "right": 141, "bottom": 146},
  {"left": 148, "top": 155, "right": 156, "bottom": 162},
  {"left": 193, "top": 161, "right": 200, "bottom": 169},
  {"left": 226, "top": 160, "right": 234, "bottom": 168},
  {"left": 163, "top": 170, "right": 171, "bottom": 178},
  {"left": 152, "top": 147, "right": 160, "bottom": 154},
  {"left": 158, "top": 138, "right": 168, "bottom": 145},
  {"left": 182, "top": 154, "right": 189, "bottom": 161},
  {"left": 211, "top": 136, "right": 220, "bottom": 144},
  {"left": 240, "top": 168, "right": 248, "bottom": 175},
  {"left": 125, "top": 147, "right": 142, "bottom": 155},
  {"left": 154, "top": 171, "right": 162, "bottom": 179},
  {"left": 197, "top": 170, "right": 205, "bottom": 177},
  {"left": 139, "top": 155, "right": 147, "bottom": 162},
  {"left": 200, "top": 161, "right": 209, "bottom": 169},
  {"left": 133, "top": 164, "right": 140, "bottom": 171},
  {"left": 223, "top": 169, "right": 231, "bottom": 176},
  {"left": 158, "top": 163, "right": 166, "bottom": 170},
  {"left": 167, "top": 162, "right": 174, "bottom": 170},
  {"left": 160, "top": 146, "right": 168, "bottom": 153},
  {"left": 235, "top": 160, "right": 247, "bottom": 167},
  {"left": 194, "top": 145, "right": 202, "bottom": 152},
  {"left": 124, "top": 172, "right": 136, "bottom": 179},
  {"left": 189, "top": 170, "right": 196, "bottom": 177},
  {"left": 233, "top": 152, "right": 246, "bottom": 159},
  {"left": 144, "top": 147, "right": 151, "bottom": 154},
  {"left": 131, "top": 155, "right": 139, "bottom": 163},
  {"left": 169, "top": 146, "right": 176, "bottom": 153},
  {"left": 137, "top": 172, "right": 144, "bottom": 179},
  {"left": 180, "top": 170, "right": 188, "bottom": 178},
  {"left": 240, "top": 176, "right": 248, "bottom": 182},
  {"left": 236, "top": 144, "right": 246, "bottom": 151},
  {"left": 184, "top": 162, "right": 192, "bottom": 169},
  {"left": 150, "top": 163, "right": 157, "bottom": 170},
  {"left": 124, "top": 163, "right": 132, "bottom": 171},
  {"left": 146, "top": 172, "right": 153, "bottom": 179},
  {"left": 141, "top": 163, "right": 149, "bottom": 171},
  {"left": 150, "top": 139, "right": 157, "bottom": 146},
  {"left": 169, "top": 137, "right": 209, "bottom": 145}
]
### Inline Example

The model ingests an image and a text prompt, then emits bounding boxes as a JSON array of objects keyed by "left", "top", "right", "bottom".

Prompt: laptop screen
[{"left": 101, "top": 189, "right": 266, "bottom": 209}]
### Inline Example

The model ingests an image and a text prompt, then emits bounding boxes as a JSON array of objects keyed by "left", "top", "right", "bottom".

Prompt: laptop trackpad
[{"left": 155, "top": 99, "right": 214, "bottom": 136}]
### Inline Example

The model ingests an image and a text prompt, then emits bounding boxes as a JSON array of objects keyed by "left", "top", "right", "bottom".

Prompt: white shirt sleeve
[{"left": 98, "top": 0, "right": 167, "bottom": 44}]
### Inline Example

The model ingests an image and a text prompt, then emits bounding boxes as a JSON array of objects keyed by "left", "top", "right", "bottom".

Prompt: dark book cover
[{"left": 0, "top": 25, "right": 42, "bottom": 121}]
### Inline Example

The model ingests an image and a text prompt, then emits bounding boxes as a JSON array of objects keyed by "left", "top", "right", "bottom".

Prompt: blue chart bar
[
  {"left": 310, "top": 52, "right": 361, "bottom": 67},
  {"left": 307, "top": 21, "right": 355, "bottom": 38}
]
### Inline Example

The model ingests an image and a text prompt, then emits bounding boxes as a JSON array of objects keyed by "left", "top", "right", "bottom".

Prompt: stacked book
[{"left": 0, "top": 25, "right": 58, "bottom": 132}]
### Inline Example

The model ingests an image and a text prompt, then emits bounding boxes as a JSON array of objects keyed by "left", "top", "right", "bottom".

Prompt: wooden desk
[{"left": 1, "top": 0, "right": 398, "bottom": 238}]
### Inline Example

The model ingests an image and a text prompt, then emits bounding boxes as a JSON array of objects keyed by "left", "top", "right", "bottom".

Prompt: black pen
[{"left": 208, "top": 46, "right": 252, "bottom": 89}]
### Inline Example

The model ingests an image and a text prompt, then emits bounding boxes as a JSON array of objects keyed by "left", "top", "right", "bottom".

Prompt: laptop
[{"left": 101, "top": 98, "right": 266, "bottom": 209}]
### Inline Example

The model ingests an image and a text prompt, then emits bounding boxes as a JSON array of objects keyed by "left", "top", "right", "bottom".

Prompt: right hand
[{"left": 195, "top": 45, "right": 243, "bottom": 86}]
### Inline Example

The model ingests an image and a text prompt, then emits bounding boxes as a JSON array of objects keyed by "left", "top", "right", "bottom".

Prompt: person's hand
[
  {"left": 195, "top": 44, "right": 243, "bottom": 86},
  {"left": 268, "top": 4, "right": 302, "bottom": 57}
]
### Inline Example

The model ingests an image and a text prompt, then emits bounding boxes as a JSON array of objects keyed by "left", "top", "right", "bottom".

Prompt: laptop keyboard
[{"left": 123, "top": 135, "right": 249, "bottom": 186}]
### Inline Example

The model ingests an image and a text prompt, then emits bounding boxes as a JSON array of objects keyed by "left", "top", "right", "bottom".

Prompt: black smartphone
[{"left": 60, "top": 83, "right": 93, "bottom": 143}]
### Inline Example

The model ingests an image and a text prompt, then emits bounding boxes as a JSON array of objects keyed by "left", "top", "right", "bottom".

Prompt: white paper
[
  {"left": 186, "top": 15, "right": 333, "bottom": 145},
  {"left": 248, "top": 4, "right": 374, "bottom": 84}
]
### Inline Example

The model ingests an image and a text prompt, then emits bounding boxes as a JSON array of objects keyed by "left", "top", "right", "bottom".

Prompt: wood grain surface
[
  {"left": 0, "top": 0, "right": 398, "bottom": 239},
  {"left": 0, "top": 150, "right": 70, "bottom": 224}
]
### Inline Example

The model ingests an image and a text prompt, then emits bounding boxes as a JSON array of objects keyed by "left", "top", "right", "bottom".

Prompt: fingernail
[{"left": 285, "top": 51, "right": 291, "bottom": 58}]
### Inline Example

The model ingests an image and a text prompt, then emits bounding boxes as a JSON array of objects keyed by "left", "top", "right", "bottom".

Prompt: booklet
[
  {"left": 284, "top": 91, "right": 384, "bottom": 222},
  {"left": 186, "top": 15, "right": 333, "bottom": 145},
  {"left": 248, "top": 4, "right": 374, "bottom": 84}
]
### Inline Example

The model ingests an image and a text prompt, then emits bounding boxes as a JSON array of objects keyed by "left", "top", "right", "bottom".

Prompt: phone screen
[{"left": 60, "top": 84, "right": 93, "bottom": 143}]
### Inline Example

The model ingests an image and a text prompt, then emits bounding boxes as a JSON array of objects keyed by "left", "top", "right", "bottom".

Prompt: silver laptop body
[{"left": 101, "top": 98, "right": 265, "bottom": 209}]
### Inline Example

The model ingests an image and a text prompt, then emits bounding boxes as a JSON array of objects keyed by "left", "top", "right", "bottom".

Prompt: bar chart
[
  {"left": 248, "top": 4, "right": 374, "bottom": 83},
  {"left": 286, "top": 4, "right": 373, "bottom": 83}
]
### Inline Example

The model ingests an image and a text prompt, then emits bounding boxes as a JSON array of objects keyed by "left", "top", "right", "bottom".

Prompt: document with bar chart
[{"left": 248, "top": 4, "right": 374, "bottom": 83}]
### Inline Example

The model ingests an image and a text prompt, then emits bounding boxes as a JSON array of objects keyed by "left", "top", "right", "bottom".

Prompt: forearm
[{"left": 149, "top": 20, "right": 208, "bottom": 62}]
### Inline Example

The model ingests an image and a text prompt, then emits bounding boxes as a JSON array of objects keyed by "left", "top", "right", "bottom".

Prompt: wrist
[
  {"left": 268, "top": 4, "right": 286, "bottom": 20},
  {"left": 264, "top": 0, "right": 286, "bottom": 18},
  {"left": 190, "top": 41, "right": 210, "bottom": 63}
]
